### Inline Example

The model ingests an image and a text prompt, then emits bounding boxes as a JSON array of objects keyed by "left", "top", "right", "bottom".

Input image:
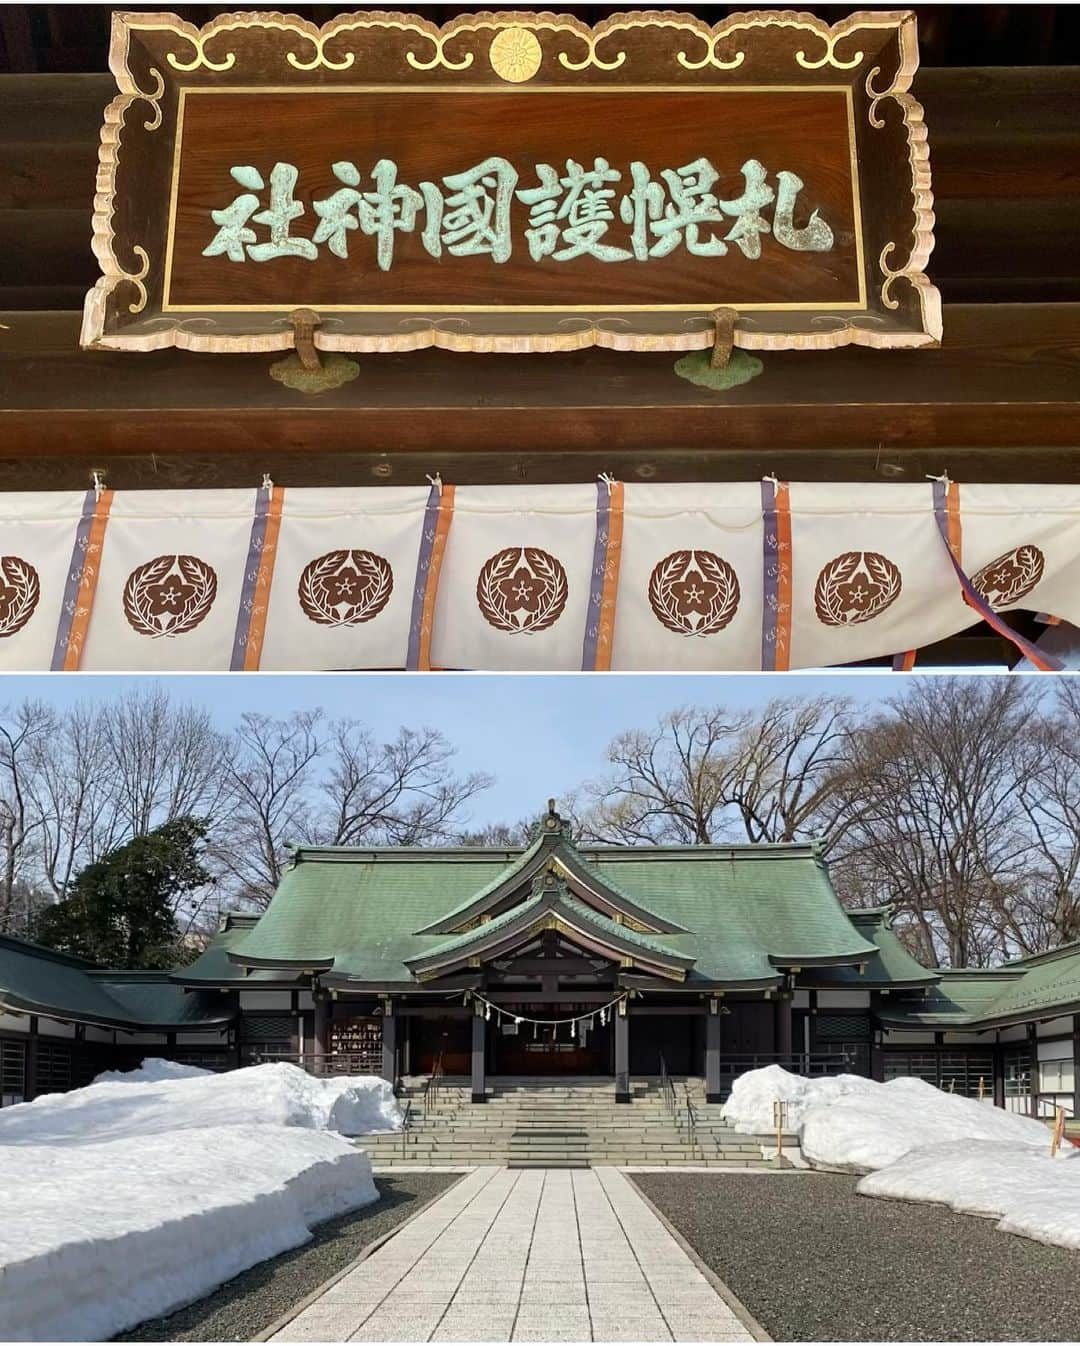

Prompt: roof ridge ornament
[{"left": 534, "top": 796, "right": 571, "bottom": 842}]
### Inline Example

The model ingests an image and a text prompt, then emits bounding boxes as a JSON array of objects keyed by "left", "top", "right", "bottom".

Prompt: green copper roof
[
  {"left": 91, "top": 974, "right": 232, "bottom": 1027},
  {"left": 229, "top": 840, "right": 879, "bottom": 988},
  {"left": 979, "top": 941, "right": 1080, "bottom": 1025},
  {"left": 418, "top": 829, "right": 684, "bottom": 935},
  {"left": 176, "top": 913, "right": 292, "bottom": 986},
  {"left": 876, "top": 970, "right": 1022, "bottom": 1029},
  {"left": 0, "top": 936, "right": 138, "bottom": 1025},
  {"left": 0, "top": 935, "right": 230, "bottom": 1029},
  {"left": 876, "top": 943, "right": 1080, "bottom": 1031},
  {"left": 810, "top": 908, "right": 939, "bottom": 989},
  {"left": 408, "top": 882, "right": 692, "bottom": 979}
]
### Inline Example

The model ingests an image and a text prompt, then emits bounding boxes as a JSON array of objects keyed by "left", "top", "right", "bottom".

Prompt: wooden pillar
[
  {"left": 614, "top": 1000, "right": 630, "bottom": 1103},
  {"left": 381, "top": 999, "right": 398, "bottom": 1084},
  {"left": 992, "top": 1039, "right": 1006, "bottom": 1109},
  {"left": 312, "top": 992, "right": 329, "bottom": 1075},
  {"left": 1027, "top": 1021, "right": 1040, "bottom": 1118},
  {"left": 471, "top": 1002, "right": 486, "bottom": 1103},
  {"left": 705, "top": 1000, "right": 722, "bottom": 1104},
  {"left": 774, "top": 991, "right": 793, "bottom": 1061},
  {"left": 1073, "top": 1015, "right": 1080, "bottom": 1123},
  {"left": 24, "top": 1015, "right": 38, "bottom": 1102}
]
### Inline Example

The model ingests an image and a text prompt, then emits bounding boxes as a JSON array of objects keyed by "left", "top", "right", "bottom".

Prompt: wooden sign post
[{"left": 82, "top": 9, "right": 940, "bottom": 358}]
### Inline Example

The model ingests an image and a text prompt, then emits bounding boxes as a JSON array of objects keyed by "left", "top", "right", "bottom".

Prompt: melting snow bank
[
  {"left": 722, "top": 1065, "right": 1080, "bottom": 1253},
  {"left": 0, "top": 1061, "right": 395, "bottom": 1340},
  {"left": 0, "top": 1125, "right": 376, "bottom": 1341},
  {"left": 858, "top": 1140, "right": 1080, "bottom": 1252},
  {"left": 722, "top": 1064, "right": 1049, "bottom": 1169},
  {"left": 0, "top": 1058, "right": 402, "bottom": 1143}
]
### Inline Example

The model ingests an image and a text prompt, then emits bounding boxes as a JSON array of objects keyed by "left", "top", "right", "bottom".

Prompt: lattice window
[
  {"left": 885, "top": 1049, "right": 995, "bottom": 1099},
  {"left": 0, "top": 1038, "right": 25, "bottom": 1106},
  {"left": 241, "top": 1014, "right": 295, "bottom": 1041},
  {"left": 815, "top": 1013, "right": 870, "bottom": 1041},
  {"left": 35, "top": 1040, "right": 73, "bottom": 1094}
]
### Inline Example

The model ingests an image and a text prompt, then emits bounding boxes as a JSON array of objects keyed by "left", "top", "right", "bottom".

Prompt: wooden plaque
[{"left": 81, "top": 9, "right": 941, "bottom": 355}]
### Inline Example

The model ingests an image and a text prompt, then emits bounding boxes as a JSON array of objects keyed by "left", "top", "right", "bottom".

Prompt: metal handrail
[
  {"left": 423, "top": 1051, "right": 444, "bottom": 1113},
  {"left": 658, "top": 1052, "right": 677, "bottom": 1116},
  {"left": 400, "top": 1098, "right": 413, "bottom": 1158},
  {"left": 684, "top": 1085, "right": 699, "bottom": 1155}
]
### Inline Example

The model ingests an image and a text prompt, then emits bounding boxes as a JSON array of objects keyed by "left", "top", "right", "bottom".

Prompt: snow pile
[
  {"left": 0, "top": 1058, "right": 401, "bottom": 1143},
  {"left": 723, "top": 1065, "right": 1080, "bottom": 1253},
  {"left": 722, "top": 1064, "right": 1047, "bottom": 1169},
  {"left": 0, "top": 1061, "right": 396, "bottom": 1340},
  {"left": 858, "top": 1140, "right": 1080, "bottom": 1251}
]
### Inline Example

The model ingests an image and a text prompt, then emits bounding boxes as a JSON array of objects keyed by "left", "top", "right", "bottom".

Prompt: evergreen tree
[{"left": 32, "top": 817, "right": 211, "bottom": 968}]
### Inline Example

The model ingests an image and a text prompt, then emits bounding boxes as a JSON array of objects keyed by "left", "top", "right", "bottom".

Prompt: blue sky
[{"left": 0, "top": 671, "right": 988, "bottom": 827}]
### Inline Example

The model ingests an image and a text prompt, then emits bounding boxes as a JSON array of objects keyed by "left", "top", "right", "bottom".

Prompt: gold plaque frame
[{"left": 80, "top": 9, "right": 942, "bottom": 355}]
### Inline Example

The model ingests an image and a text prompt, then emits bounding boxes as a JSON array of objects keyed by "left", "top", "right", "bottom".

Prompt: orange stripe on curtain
[
  {"left": 241, "top": 485, "right": 285, "bottom": 671},
  {"left": 594, "top": 481, "right": 624, "bottom": 671},
  {"left": 415, "top": 483, "right": 455, "bottom": 671},
  {"left": 61, "top": 488, "right": 113, "bottom": 671}
]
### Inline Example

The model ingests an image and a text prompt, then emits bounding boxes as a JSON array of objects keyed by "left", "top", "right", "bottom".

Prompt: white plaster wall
[
  {"left": 817, "top": 990, "right": 871, "bottom": 1008},
  {"left": 0, "top": 1011, "right": 28, "bottom": 1033},
  {"left": 1037, "top": 1036, "right": 1074, "bottom": 1061},
  {"left": 38, "top": 1017, "right": 75, "bottom": 1039},
  {"left": 239, "top": 990, "right": 294, "bottom": 1010},
  {"left": 1037, "top": 1016, "right": 1074, "bottom": 1038}
]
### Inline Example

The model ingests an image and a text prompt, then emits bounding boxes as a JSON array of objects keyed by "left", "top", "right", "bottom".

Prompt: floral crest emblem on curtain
[
  {"left": 971, "top": 544, "right": 1044, "bottom": 610},
  {"left": 648, "top": 550, "right": 740, "bottom": 636},
  {"left": 0, "top": 557, "right": 40, "bottom": 638},
  {"left": 815, "top": 551, "right": 902, "bottom": 626},
  {"left": 123, "top": 555, "right": 217, "bottom": 637},
  {"left": 298, "top": 549, "right": 394, "bottom": 626},
  {"left": 476, "top": 547, "right": 568, "bottom": 633}
]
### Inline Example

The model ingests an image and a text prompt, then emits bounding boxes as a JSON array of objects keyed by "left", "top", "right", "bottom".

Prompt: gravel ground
[
  {"left": 632, "top": 1171, "right": 1080, "bottom": 1342},
  {"left": 117, "top": 1171, "right": 458, "bottom": 1343}
]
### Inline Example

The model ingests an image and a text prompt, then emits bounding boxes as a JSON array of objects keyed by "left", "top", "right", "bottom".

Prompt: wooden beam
[{"left": 1, "top": 306, "right": 1079, "bottom": 479}]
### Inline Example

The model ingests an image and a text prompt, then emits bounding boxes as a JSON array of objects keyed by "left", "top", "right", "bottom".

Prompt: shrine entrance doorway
[{"left": 490, "top": 1006, "right": 613, "bottom": 1076}]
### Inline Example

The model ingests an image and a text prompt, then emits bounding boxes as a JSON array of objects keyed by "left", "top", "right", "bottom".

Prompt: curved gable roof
[
  {"left": 227, "top": 836, "right": 878, "bottom": 989},
  {"left": 406, "top": 876, "right": 694, "bottom": 981}
]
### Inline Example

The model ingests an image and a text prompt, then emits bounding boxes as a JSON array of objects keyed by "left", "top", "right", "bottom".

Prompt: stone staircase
[{"left": 358, "top": 1077, "right": 790, "bottom": 1168}]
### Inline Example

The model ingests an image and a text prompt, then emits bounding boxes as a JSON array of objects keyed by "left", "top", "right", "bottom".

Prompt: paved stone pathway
[{"left": 272, "top": 1167, "right": 755, "bottom": 1343}]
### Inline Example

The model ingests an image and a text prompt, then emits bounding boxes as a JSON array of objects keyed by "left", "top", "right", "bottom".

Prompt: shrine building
[{"left": 2, "top": 804, "right": 1078, "bottom": 1122}]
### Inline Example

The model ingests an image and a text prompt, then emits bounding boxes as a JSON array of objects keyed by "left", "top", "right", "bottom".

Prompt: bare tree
[
  {"left": 576, "top": 698, "right": 856, "bottom": 850},
  {"left": 212, "top": 710, "right": 324, "bottom": 904},
  {"left": 0, "top": 701, "right": 52, "bottom": 933},
  {"left": 829, "top": 678, "right": 1043, "bottom": 966},
  {"left": 1010, "top": 680, "right": 1080, "bottom": 950},
  {"left": 216, "top": 712, "right": 493, "bottom": 907},
  {"left": 102, "top": 686, "right": 232, "bottom": 838}
]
